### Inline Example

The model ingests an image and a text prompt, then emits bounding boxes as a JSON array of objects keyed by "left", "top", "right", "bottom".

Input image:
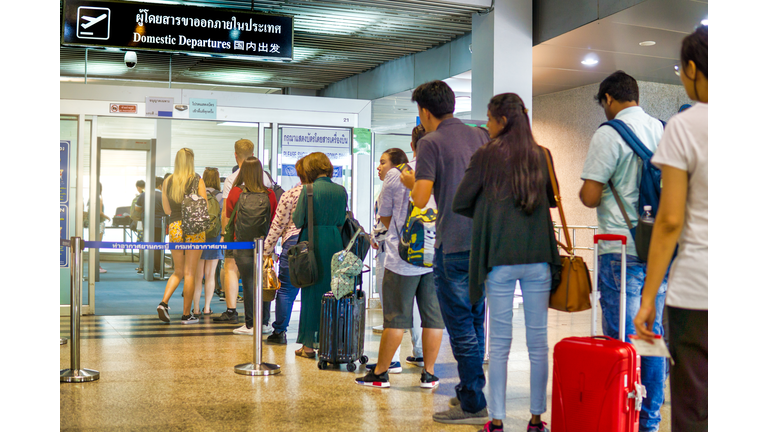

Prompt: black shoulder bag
[{"left": 287, "top": 184, "right": 319, "bottom": 288}]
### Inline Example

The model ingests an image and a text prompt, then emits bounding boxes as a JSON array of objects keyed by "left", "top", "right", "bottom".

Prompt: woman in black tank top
[{"left": 156, "top": 148, "right": 208, "bottom": 325}]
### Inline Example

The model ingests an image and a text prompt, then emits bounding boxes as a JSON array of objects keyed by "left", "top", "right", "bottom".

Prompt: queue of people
[{"left": 136, "top": 25, "right": 706, "bottom": 432}]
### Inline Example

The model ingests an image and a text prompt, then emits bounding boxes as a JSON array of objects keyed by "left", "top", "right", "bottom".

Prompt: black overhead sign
[{"left": 61, "top": 0, "right": 293, "bottom": 61}]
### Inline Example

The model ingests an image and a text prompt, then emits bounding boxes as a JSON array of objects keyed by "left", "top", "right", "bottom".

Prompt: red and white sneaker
[
  {"left": 354, "top": 370, "right": 390, "bottom": 388},
  {"left": 420, "top": 369, "right": 440, "bottom": 388}
]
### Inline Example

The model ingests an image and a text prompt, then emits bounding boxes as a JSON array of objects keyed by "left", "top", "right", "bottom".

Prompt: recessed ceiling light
[
  {"left": 639, "top": 41, "right": 656, "bottom": 47},
  {"left": 581, "top": 58, "right": 598, "bottom": 66},
  {"left": 701, "top": 19, "right": 709, "bottom": 26}
]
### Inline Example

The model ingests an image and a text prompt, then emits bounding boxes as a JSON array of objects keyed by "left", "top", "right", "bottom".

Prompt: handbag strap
[
  {"left": 343, "top": 227, "right": 363, "bottom": 253},
  {"left": 608, "top": 180, "right": 635, "bottom": 231},
  {"left": 224, "top": 195, "right": 241, "bottom": 235},
  {"left": 307, "top": 183, "right": 314, "bottom": 252},
  {"left": 543, "top": 147, "right": 574, "bottom": 255}
]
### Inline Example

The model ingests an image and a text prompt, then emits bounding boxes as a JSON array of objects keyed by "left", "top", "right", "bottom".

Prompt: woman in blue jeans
[
  {"left": 263, "top": 157, "right": 306, "bottom": 344},
  {"left": 454, "top": 93, "right": 560, "bottom": 432}
]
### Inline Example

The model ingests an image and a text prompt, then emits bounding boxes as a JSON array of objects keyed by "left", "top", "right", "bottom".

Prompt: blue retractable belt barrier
[{"left": 60, "top": 240, "right": 255, "bottom": 250}]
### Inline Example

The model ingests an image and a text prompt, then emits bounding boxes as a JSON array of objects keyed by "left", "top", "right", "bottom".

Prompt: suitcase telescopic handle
[
  {"left": 592, "top": 234, "right": 628, "bottom": 340},
  {"left": 593, "top": 234, "right": 627, "bottom": 244}
]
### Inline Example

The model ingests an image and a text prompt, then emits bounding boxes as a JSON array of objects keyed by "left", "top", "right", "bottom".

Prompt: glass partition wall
[{"left": 66, "top": 114, "right": 359, "bottom": 315}]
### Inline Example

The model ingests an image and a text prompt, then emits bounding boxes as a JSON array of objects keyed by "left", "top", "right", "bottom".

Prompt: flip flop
[{"left": 295, "top": 348, "right": 316, "bottom": 359}]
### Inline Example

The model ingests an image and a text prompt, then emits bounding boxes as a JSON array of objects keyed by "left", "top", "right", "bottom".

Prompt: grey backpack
[{"left": 180, "top": 175, "right": 210, "bottom": 237}]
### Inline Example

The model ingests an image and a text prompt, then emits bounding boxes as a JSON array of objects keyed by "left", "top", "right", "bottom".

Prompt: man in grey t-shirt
[{"left": 400, "top": 80, "right": 490, "bottom": 425}]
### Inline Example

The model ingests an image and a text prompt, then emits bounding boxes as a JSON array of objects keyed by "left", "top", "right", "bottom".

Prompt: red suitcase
[{"left": 551, "top": 234, "right": 646, "bottom": 432}]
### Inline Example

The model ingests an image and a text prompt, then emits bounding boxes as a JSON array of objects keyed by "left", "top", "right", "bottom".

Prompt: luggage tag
[{"left": 629, "top": 335, "right": 674, "bottom": 365}]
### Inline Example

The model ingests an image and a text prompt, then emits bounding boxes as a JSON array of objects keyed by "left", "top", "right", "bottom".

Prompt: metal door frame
[{"left": 86, "top": 123, "right": 156, "bottom": 314}]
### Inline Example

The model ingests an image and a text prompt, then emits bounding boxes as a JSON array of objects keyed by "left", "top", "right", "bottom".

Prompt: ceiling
[
  {"left": 533, "top": 0, "right": 708, "bottom": 96},
  {"left": 60, "top": 0, "right": 707, "bottom": 133},
  {"left": 59, "top": 0, "right": 488, "bottom": 92},
  {"left": 371, "top": 0, "right": 708, "bottom": 133}
]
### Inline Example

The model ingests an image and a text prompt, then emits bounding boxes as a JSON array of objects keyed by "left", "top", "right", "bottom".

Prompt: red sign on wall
[{"left": 109, "top": 103, "right": 137, "bottom": 114}]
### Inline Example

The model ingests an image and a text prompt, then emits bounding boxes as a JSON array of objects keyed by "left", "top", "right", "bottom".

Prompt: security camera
[{"left": 124, "top": 51, "right": 137, "bottom": 68}]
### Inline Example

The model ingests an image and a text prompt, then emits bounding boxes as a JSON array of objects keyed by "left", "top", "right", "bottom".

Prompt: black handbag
[
  {"left": 340, "top": 210, "right": 371, "bottom": 262},
  {"left": 288, "top": 184, "right": 319, "bottom": 288}
]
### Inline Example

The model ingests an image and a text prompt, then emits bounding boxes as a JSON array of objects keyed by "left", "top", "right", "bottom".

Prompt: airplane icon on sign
[
  {"left": 81, "top": 14, "right": 107, "bottom": 30},
  {"left": 76, "top": 6, "right": 110, "bottom": 40}
]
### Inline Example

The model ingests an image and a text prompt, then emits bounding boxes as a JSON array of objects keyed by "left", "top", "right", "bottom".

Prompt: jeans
[
  {"left": 272, "top": 235, "right": 300, "bottom": 333},
  {"left": 598, "top": 253, "right": 668, "bottom": 432},
  {"left": 485, "top": 263, "right": 550, "bottom": 419},
  {"left": 234, "top": 253, "right": 257, "bottom": 328},
  {"left": 434, "top": 247, "right": 486, "bottom": 413}
]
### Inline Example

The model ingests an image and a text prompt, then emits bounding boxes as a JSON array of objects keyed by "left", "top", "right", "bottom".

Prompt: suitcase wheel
[
  {"left": 360, "top": 355, "right": 369, "bottom": 364},
  {"left": 346, "top": 362, "right": 357, "bottom": 372},
  {"left": 317, "top": 361, "right": 328, "bottom": 370}
]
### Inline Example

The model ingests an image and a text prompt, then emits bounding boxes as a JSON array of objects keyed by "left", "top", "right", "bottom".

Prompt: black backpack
[
  {"left": 339, "top": 210, "right": 371, "bottom": 262},
  {"left": 265, "top": 171, "right": 285, "bottom": 204},
  {"left": 234, "top": 190, "right": 272, "bottom": 250}
]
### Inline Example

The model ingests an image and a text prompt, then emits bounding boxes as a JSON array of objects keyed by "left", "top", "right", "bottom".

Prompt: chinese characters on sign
[{"left": 62, "top": 0, "right": 293, "bottom": 60}]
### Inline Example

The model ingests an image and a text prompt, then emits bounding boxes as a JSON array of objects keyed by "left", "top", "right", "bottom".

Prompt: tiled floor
[{"left": 60, "top": 307, "right": 671, "bottom": 431}]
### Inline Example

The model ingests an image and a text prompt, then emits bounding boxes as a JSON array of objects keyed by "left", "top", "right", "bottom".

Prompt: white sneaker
[
  {"left": 99, "top": 267, "right": 107, "bottom": 273},
  {"left": 262, "top": 325, "right": 272, "bottom": 334},
  {"left": 233, "top": 325, "right": 254, "bottom": 335}
]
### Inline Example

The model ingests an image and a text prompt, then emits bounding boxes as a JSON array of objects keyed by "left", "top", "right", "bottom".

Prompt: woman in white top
[{"left": 634, "top": 25, "right": 708, "bottom": 432}]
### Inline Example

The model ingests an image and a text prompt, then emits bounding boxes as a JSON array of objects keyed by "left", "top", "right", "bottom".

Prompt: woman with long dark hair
[
  {"left": 226, "top": 157, "right": 277, "bottom": 335},
  {"left": 453, "top": 93, "right": 560, "bottom": 432},
  {"left": 634, "top": 25, "right": 708, "bottom": 431}
]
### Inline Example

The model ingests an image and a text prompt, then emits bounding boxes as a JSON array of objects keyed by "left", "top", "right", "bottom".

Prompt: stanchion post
[
  {"left": 61, "top": 236, "right": 100, "bottom": 383},
  {"left": 483, "top": 299, "right": 490, "bottom": 363},
  {"left": 235, "top": 238, "right": 280, "bottom": 376}
]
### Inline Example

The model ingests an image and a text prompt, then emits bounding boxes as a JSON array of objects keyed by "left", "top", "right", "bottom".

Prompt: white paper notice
[{"left": 629, "top": 335, "right": 674, "bottom": 364}]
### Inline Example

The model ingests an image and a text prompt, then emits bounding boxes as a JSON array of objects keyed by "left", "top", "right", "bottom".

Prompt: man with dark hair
[
  {"left": 400, "top": 80, "right": 490, "bottom": 425},
  {"left": 593, "top": 70, "right": 640, "bottom": 106},
  {"left": 579, "top": 70, "right": 668, "bottom": 432},
  {"left": 135, "top": 177, "right": 165, "bottom": 275}
]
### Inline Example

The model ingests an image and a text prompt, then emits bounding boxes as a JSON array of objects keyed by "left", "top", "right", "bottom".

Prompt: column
[{"left": 471, "top": 0, "right": 533, "bottom": 119}]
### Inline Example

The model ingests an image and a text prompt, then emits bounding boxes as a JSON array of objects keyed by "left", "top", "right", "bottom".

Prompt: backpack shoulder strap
[{"left": 600, "top": 119, "right": 653, "bottom": 161}]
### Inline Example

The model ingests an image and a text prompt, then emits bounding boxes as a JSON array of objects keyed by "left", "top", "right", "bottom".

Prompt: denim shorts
[{"left": 381, "top": 269, "right": 443, "bottom": 329}]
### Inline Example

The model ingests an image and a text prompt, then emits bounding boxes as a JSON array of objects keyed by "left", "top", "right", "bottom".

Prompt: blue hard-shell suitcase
[{"left": 317, "top": 288, "right": 368, "bottom": 372}]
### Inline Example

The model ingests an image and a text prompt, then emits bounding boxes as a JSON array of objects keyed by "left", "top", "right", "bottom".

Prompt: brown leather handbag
[{"left": 544, "top": 149, "right": 592, "bottom": 312}]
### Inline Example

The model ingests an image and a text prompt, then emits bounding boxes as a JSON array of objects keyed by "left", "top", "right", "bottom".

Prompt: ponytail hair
[
  {"left": 169, "top": 148, "right": 195, "bottom": 203},
  {"left": 383, "top": 148, "right": 408, "bottom": 166},
  {"left": 483, "top": 93, "right": 544, "bottom": 214},
  {"left": 681, "top": 25, "right": 708, "bottom": 79}
]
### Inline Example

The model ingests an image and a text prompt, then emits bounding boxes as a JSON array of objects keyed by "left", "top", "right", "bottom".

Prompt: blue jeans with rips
[
  {"left": 433, "top": 247, "right": 487, "bottom": 414},
  {"left": 598, "top": 253, "right": 668, "bottom": 432},
  {"left": 272, "top": 235, "right": 300, "bottom": 333}
]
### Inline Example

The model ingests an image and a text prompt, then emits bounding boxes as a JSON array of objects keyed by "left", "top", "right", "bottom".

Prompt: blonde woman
[{"left": 157, "top": 148, "right": 207, "bottom": 324}]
